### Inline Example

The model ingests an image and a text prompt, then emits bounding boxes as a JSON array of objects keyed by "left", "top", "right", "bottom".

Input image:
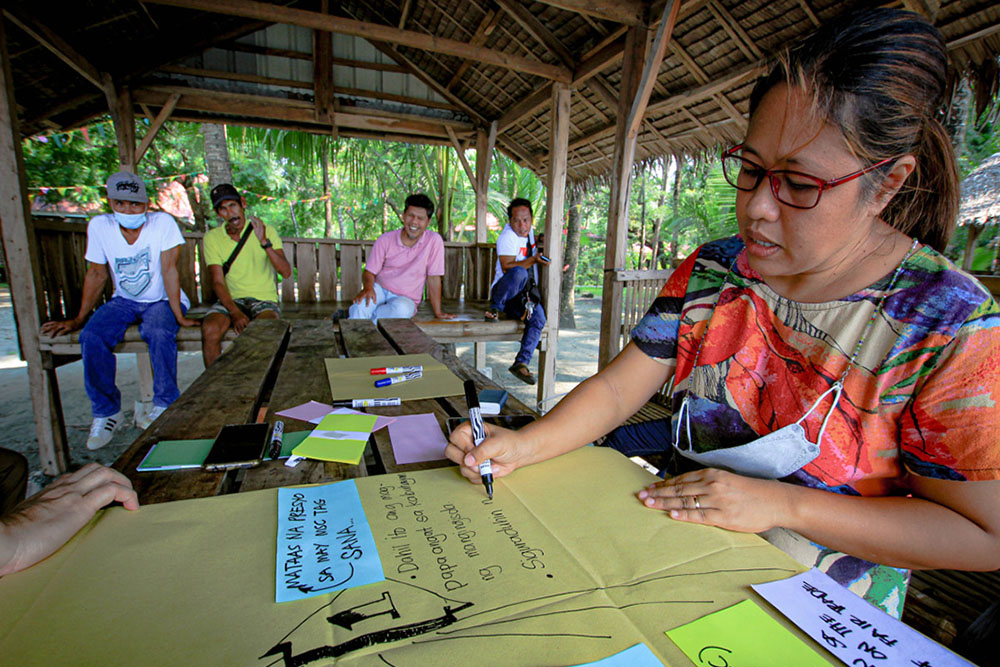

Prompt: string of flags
[{"left": 28, "top": 172, "right": 382, "bottom": 211}]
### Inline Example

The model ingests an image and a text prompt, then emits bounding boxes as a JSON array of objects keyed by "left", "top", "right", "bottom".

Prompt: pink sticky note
[
  {"left": 275, "top": 400, "right": 334, "bottom": 423},
  {"left": 387, "top": 413, "right": 449, "bottom": 465}
]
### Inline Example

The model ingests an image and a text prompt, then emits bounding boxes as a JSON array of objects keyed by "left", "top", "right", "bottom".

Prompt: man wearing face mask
[
  {"left": 40, "top": 172, "right": 197, "bottom": 450},
  {"left": 200, "top": 183, "right": 291, "bottom": 367}
]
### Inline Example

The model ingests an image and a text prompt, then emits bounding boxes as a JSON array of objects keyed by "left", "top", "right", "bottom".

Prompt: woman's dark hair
[
  {"left": 404, "top": 193, "right": 435, "bottom": 217},
  {"left": 507, "top": 197, "right": 533, "bottom": 219},
  {"left": 749, "top": 8, "right": 957, "bottom": 252}
]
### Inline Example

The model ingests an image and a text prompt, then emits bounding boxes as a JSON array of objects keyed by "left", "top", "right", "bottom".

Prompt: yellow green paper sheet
[
  {"left": 291, "top": 412, "right": 377, "bottom": 464},
  {"left": 667, "top": 598, "right": 831, "bottom": 666},
  {"left": 325, "top": 353, "right": 465, "bottom": 401}
]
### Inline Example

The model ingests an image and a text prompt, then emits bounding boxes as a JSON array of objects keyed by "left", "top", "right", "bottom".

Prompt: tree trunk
[
  {"left": 649, "top": 157, "right": 670, "bottom": 269},
  {"left": 637, "top": 170, "right": 647, "bottom": 269},
  {"left": 322, "top": 149, "right": 333, "bottom": 237},
  {"left": 559, "top": 188, "right": 582, "bottom": 329},
  {"left": 185, "top": 179, "right": 209, "bottom": 232},
  {"left": 669, "top": 158, "right": 682, "bottom": 267},
  {"left": 201, "top": 123, "right": 233, "bottom": 190}
]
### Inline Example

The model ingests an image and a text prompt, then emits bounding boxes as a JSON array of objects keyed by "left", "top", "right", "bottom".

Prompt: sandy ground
[{"left": 0, "top": 288, "right": 601, "bottom": 493}]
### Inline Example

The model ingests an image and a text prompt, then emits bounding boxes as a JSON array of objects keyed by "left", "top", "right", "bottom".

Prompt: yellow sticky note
[
  {"left": 291, "top": 412, "right": 377, "bottom": 464},
  {"left": 666, "top": 599, "right": 830, "bottom": 666}
]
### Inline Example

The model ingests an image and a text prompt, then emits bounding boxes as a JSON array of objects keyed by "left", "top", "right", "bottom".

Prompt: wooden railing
[{"left": 33, "top": 217, "right": 499, "bottom": 322}]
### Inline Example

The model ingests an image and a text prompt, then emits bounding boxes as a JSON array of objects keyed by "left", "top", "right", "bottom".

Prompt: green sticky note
[
  {"left": 137, "top": 439, "right": 214, "bottom": 471},
  {"left": 666, "top": 599, "right": 829, "bottom": 667},
  {"left": 292, "top": 413, "right": 377, "bottom": 464}
]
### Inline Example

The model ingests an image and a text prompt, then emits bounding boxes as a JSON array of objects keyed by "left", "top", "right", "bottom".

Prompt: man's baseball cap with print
[
  {"left": 210, "top": 183, "right": 242, "bottom": 209},
  {"left": 105, "top": 171, "right": 148, "bottom": 203}
]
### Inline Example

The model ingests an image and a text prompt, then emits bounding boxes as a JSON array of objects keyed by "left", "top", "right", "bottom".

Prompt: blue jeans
[
  {"left": 348, "top": 283, "right": 417, "bottom": 322},
  {"left": 489, "top": 267, "right": 546, "bottom": 365},
  {"left": 79, "top": 297, "right": 184, "bottom": 417}
]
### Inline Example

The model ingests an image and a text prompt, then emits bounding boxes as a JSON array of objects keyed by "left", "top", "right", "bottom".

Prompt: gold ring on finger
[{"left": 693, "top": 495, "right": 701, "bottom": 510}]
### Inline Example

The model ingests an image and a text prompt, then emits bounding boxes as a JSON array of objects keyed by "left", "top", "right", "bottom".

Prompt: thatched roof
[
  {"left": 959, "top": 150, "right": 1000, "bottom": 226},
  {"left": 4, "top": 0, "right": 1000, "bottom": 184}
]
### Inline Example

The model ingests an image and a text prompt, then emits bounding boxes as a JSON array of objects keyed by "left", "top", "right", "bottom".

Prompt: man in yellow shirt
[{"left": 201, "top": 184, "right": 292, "bottom": 366}]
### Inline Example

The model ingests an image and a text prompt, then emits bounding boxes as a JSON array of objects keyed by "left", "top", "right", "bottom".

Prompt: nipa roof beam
[{"left": 144, "top": 0, "right": 573, "bottom": 83}]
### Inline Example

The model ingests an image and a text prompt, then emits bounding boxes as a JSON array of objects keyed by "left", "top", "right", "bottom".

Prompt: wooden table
[{"left": 114, "top": 317, "right": 536, "bottom": 504}]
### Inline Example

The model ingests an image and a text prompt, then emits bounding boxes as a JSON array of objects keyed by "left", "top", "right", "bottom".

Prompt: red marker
[{"left": 370, "top": 365, "right": 422, "bottom": 375}]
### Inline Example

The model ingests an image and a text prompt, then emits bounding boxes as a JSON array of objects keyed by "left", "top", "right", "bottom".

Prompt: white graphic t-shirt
[
  {"left": 492, "top": 223, "right": 537, "bottom": 288},
  {"left": 84, "top": 211, "right": 190, "bottom": 307}
]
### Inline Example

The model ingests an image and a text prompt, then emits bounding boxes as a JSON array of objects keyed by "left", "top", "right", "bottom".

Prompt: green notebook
[{"left": 136, "top": 432, "right": 311, "bottom": 471}]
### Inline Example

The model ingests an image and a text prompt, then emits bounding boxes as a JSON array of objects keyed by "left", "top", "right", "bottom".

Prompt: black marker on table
[
  {"left": 269, "top": 420, "right": 284, "bottom": 460},
  {"left": 463, "top": 380, "right": 493, "bottom": 499}
]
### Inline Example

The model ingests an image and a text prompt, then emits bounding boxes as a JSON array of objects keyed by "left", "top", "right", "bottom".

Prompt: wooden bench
[{"left": 33, "top": 216, "right": 551, "bottom": 424}]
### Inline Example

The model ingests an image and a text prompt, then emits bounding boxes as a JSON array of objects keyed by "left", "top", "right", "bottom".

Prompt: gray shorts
[{"left": 207, "top": 297, "right": 281, "bottom": 319}]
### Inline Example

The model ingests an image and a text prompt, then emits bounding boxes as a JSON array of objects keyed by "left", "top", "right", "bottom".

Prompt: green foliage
[{"left": 22, "top": 120, "right": 118, "bottom": 208}]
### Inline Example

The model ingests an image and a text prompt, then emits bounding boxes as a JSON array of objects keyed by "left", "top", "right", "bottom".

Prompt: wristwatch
[{"left": 260, "top": 239, "right": 273, "bottom": 249}]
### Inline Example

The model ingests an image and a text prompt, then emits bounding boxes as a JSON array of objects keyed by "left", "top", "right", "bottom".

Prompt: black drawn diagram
[{"left": 259, "top": 567, "right": 795, "bottom": 666}]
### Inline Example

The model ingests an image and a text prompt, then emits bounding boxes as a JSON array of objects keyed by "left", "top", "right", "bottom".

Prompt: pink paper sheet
[
  {"left": 387, "top": 413, "right": 449, "bottom": 465},
  {"left": 274, "top": 401, "right": 395, "bottom": 431}
]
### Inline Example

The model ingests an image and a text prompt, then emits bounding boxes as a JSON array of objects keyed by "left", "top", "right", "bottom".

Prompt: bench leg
[
  {"left": 136, "top": 351, "right": 154, "bottom": 414},
  {"left": 27, "top": 360, "right": 71, "bottom": 475},
  {"left": 474, "top": 342, "right": 487, "bottom": 372},
  {"left": 536, "top": 331, "right": 556, "bottom": 414}
]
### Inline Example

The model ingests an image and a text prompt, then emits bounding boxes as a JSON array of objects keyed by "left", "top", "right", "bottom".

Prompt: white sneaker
[
  {"left": 135, "top": 404, "right": 167, "bottom": 430},
  {"left": 87, "top": 411, "right": 124, "bottom": 450}
]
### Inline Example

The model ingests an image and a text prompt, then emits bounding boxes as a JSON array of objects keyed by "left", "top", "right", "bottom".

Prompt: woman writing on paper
[{"left": 446, "top": 8, "right": 1000, "bottom": 617}]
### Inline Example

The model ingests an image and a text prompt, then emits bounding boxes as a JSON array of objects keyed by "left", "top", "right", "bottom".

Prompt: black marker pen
[
  {"left": 463, "top": 380, "right": 493, "bottom": 499},
  {"left": 269, "top": 420, "right": 284, "bottom": 459}
]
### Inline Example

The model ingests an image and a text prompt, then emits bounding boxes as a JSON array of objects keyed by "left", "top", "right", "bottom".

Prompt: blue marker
[
  {"left": 463, "top": 379, "right": 493, "bottom": 499},
  {"left": 374, "top": 370, "right": 422, "bottom": 388}
]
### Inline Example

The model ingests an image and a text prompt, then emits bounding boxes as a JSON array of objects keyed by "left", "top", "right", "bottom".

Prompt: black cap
[{"left": 210, "top": 183, "right": 241, "bottom": 209}]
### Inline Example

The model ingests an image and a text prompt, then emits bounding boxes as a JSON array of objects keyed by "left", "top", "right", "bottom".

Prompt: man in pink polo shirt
[{"left": 338, "top": 194, "right": 456, "bottom": 323}]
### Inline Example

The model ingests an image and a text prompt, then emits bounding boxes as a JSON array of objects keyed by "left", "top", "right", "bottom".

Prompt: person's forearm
[
  {"left": 266, "top": 247, "right": 292, "bottom": 278},
  {"left": 519, "top": 344, "right": 672, "bottom": 467},
  {"left": 0, "top": 522, "right": 19, "bottom": 576},
  {"left": 212, "top": 278, "right": 241, "bottom": 316},
  {"left": 362, "top": 270, "right": 376, "bottom": 291},
  {"left": 73, "top": 266, "right": 108, "bottom": 322},
  {"left": 161, "top": 266, "right": 187, "bottom": 323},
  {"left": 779, "top": 481, "right": 1000, "bottom": 571},
  {"left": 428, "top": 276, "right": 445, "bottom": 316}
]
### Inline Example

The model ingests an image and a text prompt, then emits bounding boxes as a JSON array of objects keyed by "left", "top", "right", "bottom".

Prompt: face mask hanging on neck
[
  {"left": 672, "top": 381, "right": 843, "bottom": 479},
  {"left": 114, "top": 211, "right": 147, "bottom": 229}
]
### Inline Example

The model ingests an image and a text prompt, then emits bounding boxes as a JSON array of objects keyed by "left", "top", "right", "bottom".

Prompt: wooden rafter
[
  {"left": 367, "top": 40, "right": 487, "bottom": 125},
  {"left": 134, "top": 87, "right": 471, "bottom": 138},
  {"left": 398, "top": 0, "right": 414, "bottom": 29},
  {"left": 495, "top": 0, "right": 575, "bottom": 67},
  {"left": 625, "top": 0, "right": 680, "bottom": 142},
  {"left": 706, "top": 1, "right": 762, "bottom": 61},
  {"left": 3, "top": 9, "right": 102, "bottom": 89},
  {"left": 541, "top": 62, "right": 760, "bottom": 159},
  {"left": 796, "top": 0, "right": 820, "bottom": 28},
  {"left": 446, "top": 8, "right": 501, "bottom": 91},
  {"left": 219, "top": 41, "right": 409, "bottom": 73},
  {"left": 144, "top": 0, "right": 572, "bottom": 82},
  {"left": 529, "top": 0, "right": 645, "bottom": 26},
  {"left": 445, "top": 125, "right": 478, "bottom": 195},
  {"left": 157, "top": 66, "right": 460, "bottom": 112},
  {"left": 135, "top": 92, "right": 181, "bottom": 164},
  {"left": 313, "top": 0, "right": 336, "bottom": 125},
  {"left": 499, "top": 31, "right": 629, "bottom": 134}
]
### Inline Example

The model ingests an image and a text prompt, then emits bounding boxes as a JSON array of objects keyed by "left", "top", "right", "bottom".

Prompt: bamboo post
[
  {"left": 0, "top": 19, "right": 71, "bottom": 474},
  {"left": 537, "top": 83, "right": 570, "bottom": 409}
]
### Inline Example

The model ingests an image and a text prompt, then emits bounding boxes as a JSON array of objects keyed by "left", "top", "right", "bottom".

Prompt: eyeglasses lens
[{"left": 722, "top": 155, "right": 822, "bottom": 209}]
